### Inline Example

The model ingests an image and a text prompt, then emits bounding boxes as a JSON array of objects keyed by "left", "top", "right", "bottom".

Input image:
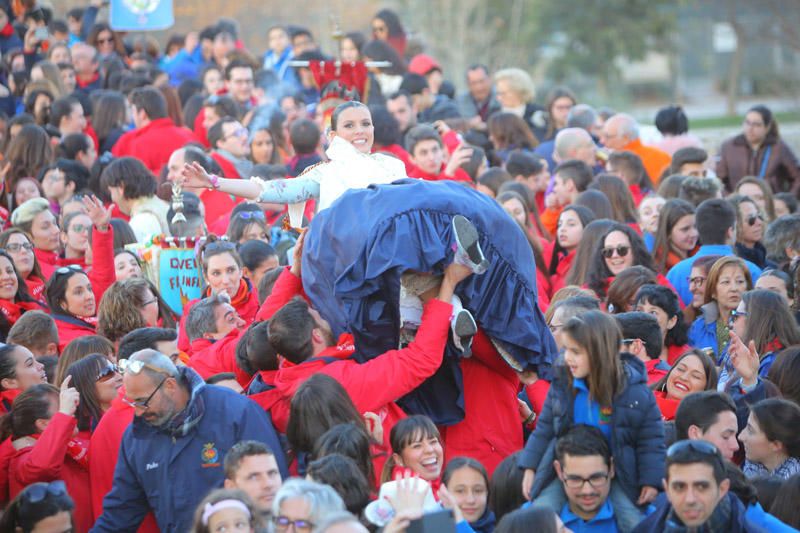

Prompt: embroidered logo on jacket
[{"left": 201, "top": 442, "right": 221, "bottom": 468}]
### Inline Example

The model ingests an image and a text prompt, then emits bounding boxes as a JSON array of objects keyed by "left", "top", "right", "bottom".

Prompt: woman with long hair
[
  {"left": 688, "top": 256, "right": 752, "bottom": 360},
  {"left": 717, "top": 104, "right": 800, "bottom": 195},
  {"left": 535, "top": 86, "right": 576, "bottom": 142},
  {"left": 63, "top": 354, "right": 121, "bottom": 434},
  {"left": 487, "top": 113, "right": 538, "bottom": 163},
  {"left": 735, "top": 177, "right": 776, "bottom": 222},
  {"left": 442, "top": 457, "right": 495, "bottom": 533},
  {"left": 544, "top": 206, "right": 594, "bottom": 298},
  {"left": 92, "top": 91, "right": 127, "bottom": 153},
  {"left": 588, "top": 174, "right": 640, "bottom": 228},
  {"left": 635, "top": 284, "right": 692, "bottom": 364},
  {"left": 0, "top": 250, "right": 46, "bottom": 340},
  {"left": 651, "top": 199, "right": 698, "bottom": 273},
  {"left": 0, "top": 344, "right": 46, "bottom": 414},
  {"left": 729, "top": 194, "right": 773, "bottom": 269},
  {"left": 55, "top": 335, "right": 116, "bottom": 386},
  {"left": 4, "top": 124, "right": 53, "bottom": 210},
  {"left": 371, "top": 8, "right": 407, "bottom": 58},
  {"left": 565, "top": 219, "right": 615, "bottom": 287},
  {"left": 585, "top": 223, "right": 656, "bottom": 300},
  {"left": 97, "top": 277, "right": 177, "bottom": 345},
  {"left": 651, "top": 349, "right": 718, "bottom": 421},
  {"left": 740, "top": 399, "right": 800, "bottom": 479},
  {"left": 87, "top": 22, "right": 127, "bottom": 61}
]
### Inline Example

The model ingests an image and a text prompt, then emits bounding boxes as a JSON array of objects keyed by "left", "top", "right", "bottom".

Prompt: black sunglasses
[
  {"left": 96, "top": 364, "right": 120, "bottom": 382},
  {"left": 602, "top": 245, "right": 630, "bottom": 259},
  {"left": 746, "top": 214, "right": 765, "bottom": 226},
  {"left": 21, "top": 480, "right": 68, "bottom": 504}
]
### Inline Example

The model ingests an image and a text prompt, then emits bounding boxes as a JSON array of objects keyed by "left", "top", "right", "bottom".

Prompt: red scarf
[
  {"left": 0, "top": 389, "right": 20, "bottom": 413},
  {"left": 390, "top": 465, "right": 442, "bottom": 500},
  {"left": 25, "top": 276, "right": 46, "bottom": 305},
  {"left": 653, "top": 390, "right": 680, "bottom": 421},
  {"left": 0, "top": 23, "right": 13, "bottom": 38},
  {"left": 206, "top": 278, "right": 250, "bottom": 309},
  {"left": 0, "top": 298, "right": 43, "bottom": 325},
  {"left": 27, "top": 431, "right": 90, "bottom": 469}
]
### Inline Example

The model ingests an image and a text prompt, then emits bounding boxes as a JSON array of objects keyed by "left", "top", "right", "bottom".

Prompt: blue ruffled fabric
[{"left": 302, "top": 179, "right": 557, "bottom": 423}]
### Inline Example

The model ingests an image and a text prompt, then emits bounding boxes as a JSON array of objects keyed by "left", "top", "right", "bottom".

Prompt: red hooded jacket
[
  {"left": 111, "top": 118, "right": 197, "bottom": 176},
  {"left": 187, "top": 328, "right": 252, "bottom": 388}
]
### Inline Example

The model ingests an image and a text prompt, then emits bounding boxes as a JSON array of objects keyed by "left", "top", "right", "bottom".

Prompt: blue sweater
[{"left": 667, "top": 244, "right": 762, "bottom": 306}]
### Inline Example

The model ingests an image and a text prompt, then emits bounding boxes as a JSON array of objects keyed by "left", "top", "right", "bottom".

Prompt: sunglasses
[
  {"left": 4, "top": 242, "right": 33, "bottom": 252},
  {"left": 97, "top": 364, "right": 120, "bottom": 382},
  {"left": 234, "top": 211, "right": 265, "bottom": 221},
  {"left": 21, "top": 480, "right": 68, "bottom": 504},
  {"left": 55, "top": 264, "right": 83, "bottom": 276},
  {"left": 667, "top": 439, "right": 723, "bottom": 462},
  {"left": 746, "top": 214, "right": 765, "bottom": 226},
  {"left": 727, "top": 309, "right": 748, "bottom": 328},
  {"left": 601, "top": 245, "right": 630, "bottom": 259},
  {"left": 119, "top": 358, "right": 173, "bottom": 376}
]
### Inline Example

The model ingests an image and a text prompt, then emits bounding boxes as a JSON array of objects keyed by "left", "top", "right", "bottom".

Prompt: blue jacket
[
  {"left": 91, "top": 368, "right": 288, "bottom": 533},
  {"left": 632, "top": 493, "right": 766, "bottom": 533},
  {"left": 519, "top": 354, "right": 665, "bottom": 504},
  {"left": 688, "top": 302, "right": 727, "bottom": 360},
  {"left": 746, "top": 502, "right": 799, "bottom": 533},
  {"left": 666, "top": 244, "right": 762, "bottom": 306}
]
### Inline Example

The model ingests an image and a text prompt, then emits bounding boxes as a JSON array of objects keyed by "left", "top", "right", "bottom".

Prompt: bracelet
[
  {"left": 524, "top": 411, "right": 536, "bottom": 426},
  {"left": 209, "top": 174, "right": 220, "bottom": 190}
]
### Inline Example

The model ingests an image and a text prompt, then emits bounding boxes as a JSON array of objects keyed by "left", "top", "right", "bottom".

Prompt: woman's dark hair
[
  {"left": 443, "top": 456, "right": 490, "bottom": 499},
  {"left": 226, "top": 210, "right": 270, "bottom": 244},
  {"left": 238, "top": 240, "right": 277, "bottom": 273},
  {"left": 751, "top": 476, "right": 784, "bottom": 513},
  {"left": 549, "top": 205, "right": 595, "bottom": 276},
  {"left": 489, "top": 451, "right": 525, "bottom": 522},
  {"left": 586, "top": 223, "right": 654, "bottom": 299},
  {"left": 565, "top": 219, "right": 615, "bottom": 286},
  {"left": 249, "top": 127, "right": 282, "bottom": 165},
  {"left": 197, "top": 235, "right": 243, "bottom": 275},
  {"left": 651, "top": 199, "right": 695, "bottom": 273},
  {"left": 374, "top": 8, "right": 406, "bottom": 39},
  {"left": 606, "top": 265, "right": 657, "bottom": 314},
  {"left": 57, "top": 133, "right": 92, "bottom": 163},
  {"left": 759, "top": 268, "right": 794, "bottom": 300},
  {"left": 574, "top": 189, "right": 614, "bottom": 220},
  {"left": 724, "top": 460, "right": 758, "bottom": 506},
  {"left": 774, "top": 192, "right": 798, "bottom": 214},
  {"left": 361, "top": 39, "right": 406, "bottom": 76},
  {"left": 382, "top": 415, "right": 441, "bottom": 483},
  {"left": 286, "top": 374, "right": 366, "bottom": 455},
  {"left": 92, "top": 91, "right": 127, "bottom": 144},
  {"left": 767, "top": 346, "right": 800, "bottom": 407},
  {"left": 64, "top": 354, "right": 111, "bottom": 432},
  {"left": 494, "top": 506, "right": 560, "bottom": 533},
  {"left": 655, "top": 105, "right": 689, "bottom": 136},
  {"left": 635, "top": 284, "right": 689, "bottom": 347},
  {"left": 544, "top": 86, "right": 576, "bottom": 136},
  {"left": 23, "top": 88, "right": 54, "bottom": 125},
  {"left": 735, "top": 178, "right": 776, "bottom": 221},
  {"left": 0, "top": 249, "right": 37, "bottom": 306},
  {"left": 110, "top": 218, "right": 138, "bottom": 249},
  {"left": 488, "top": 112, "right": 538, "bottom": 150},
  {"left": 588, "top": 174, "right": 639, "bottom": 224},
  {"left": 0, "top": 481, "right": 75, "bottom": 533},
  {"left": 747, "top": 104, "right": 779, "bottom": 143},
  {"left": 657, "top": 174, "right": 688, "bottom": 199},
  {"left": 770, "top": 475, "right": 800, "bottom": 529},
  {"left": 741, "top": 290, "right": 800, "bottom": 356},
  {"left": 100, "top": 157, "right": 157, "bottom": 199},
  {"left": 235, "top": 321, "right": 277, "bottom": 376},
  {"left": 55, "top": 335, "right": 115, "bottom": 387},
  {"left": 0, "top": 383, "right": 58, "bottom": 441},
  {"left": 87, "top": 22, "right": 126, "bottom": 58},
  {"left": 45, "top": 267, "right": 89, "bottom": 320},
  {"left": 5, "top": 124, "right": 53, "bottom": 204},
  {"left": 313, "top": 422, "right": 375, "bottom": 489},
  {"left": 369, "top": 105, "right": 401, "bottom": 147},
  {"left": 750, "top": 398, "right": 800, "bottom": 458},
  {"left": 341, "top": 31, "right": 366, "bottom": 59},
  {"left": 652, "top": 349, "right": 718, "bottom": 394},
  {"left": 330, "top": 101, "right": 369, "bottom": 131},
  {"left": 306, "top": 454, "right": 371, "bottom": 515},
  {"left": 0, "top": 344, "right": 23, "bottom": 392}
]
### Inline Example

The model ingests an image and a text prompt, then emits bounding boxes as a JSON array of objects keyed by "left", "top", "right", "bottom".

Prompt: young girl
[
  {"left": 443, "top": 457, "right": 495, "bottom": 533},
  {"left": 519, "top": 310, "right": 664, "bottom": 531},
  {"left": 651, "top": 199, "right": 698, "bottom": 273},
  {"left": 740, "top": 399, "right": 800, "bottom": 480},
  {"left": 191, "top": 488, "right": 261, "bottom": 533},
  {"left": 546, "top": 205, "right": 595, "bottom": 296}
]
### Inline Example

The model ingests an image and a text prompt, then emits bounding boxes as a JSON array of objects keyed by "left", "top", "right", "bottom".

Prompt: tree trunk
[{"left": 726, "top": 1, "right": 746, "bottom": 116}]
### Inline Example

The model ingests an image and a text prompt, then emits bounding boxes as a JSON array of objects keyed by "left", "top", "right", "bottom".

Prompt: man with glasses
[
  {"left": 632, "top": 440, "right": 761, "bottom": 532},
  {"left": 224, "top": 60, "right": 256, "bottom": 115},
  {"left": 208, "top": 116, "right": 252, "bottom": 179},
  {"left": 553, "top": 425, "right": 621, "bottom": 532},
  {"left": 91, "top": 349, "right": 287, "bottom": 533}
]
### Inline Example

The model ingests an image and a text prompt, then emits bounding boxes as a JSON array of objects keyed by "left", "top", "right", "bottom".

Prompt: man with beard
[
  {"left": 91, "top": 349, "right": 287, "bottom": 533},
  {"left": 553, "top": 425, "right": 622, "bottom": 532}
]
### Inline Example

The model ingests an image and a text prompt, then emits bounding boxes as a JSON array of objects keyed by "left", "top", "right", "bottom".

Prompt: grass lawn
[{"left": 692, "top": 111, "right": 800, "bottom": 129}]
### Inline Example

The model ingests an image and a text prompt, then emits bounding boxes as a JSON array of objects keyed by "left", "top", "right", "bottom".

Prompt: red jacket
[
  {"left": 24, "top": 275, "right": 46, "bottom": 305},
  {"left": 33, "top": 226, "right": 115, "bottom": 297},
  {"left": 440, "top": 330, "right": 523, "bottom": 476},
  {"left": 198, "top": 188, "right": 241, "bottom": 229},
  {"left": 667, "top": 344, "right": 693, "bottom": 365},
  {"left": 8, "top": 413, "right": 92, "bottom": 533},
  {"left": 111, "top": 118, "right": 197, "bottom": 176},
  {"left": 542, "top": 240, "right": 576, "bottom": 298},
  {"left": 178, "top": 278, "right": 261, "bottom": 353},
  {"left": 374, "top": 144, "right": 415, "bottom": 175},
  {"left": 524, "top": 379, "right": 551, "bottom": 431},
  {"left": 408, "top": 163, "right": 473, "bottom": 184},
  {"left": 0, "top": 437, "right": 14, "bottom": 505},
  {"left": 89, "top": 392, "right": 159, "bottom": 533},
  {"left": 188, "top": 328, "right": 252, "bottom": 387},
  {"left": 211, "top": 151, "right": 242, "bottom": 179}
]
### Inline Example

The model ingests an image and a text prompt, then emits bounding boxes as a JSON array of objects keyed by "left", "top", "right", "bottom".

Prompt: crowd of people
[{"left": 0, "top": 1, "right": 799, "bottom": 532}]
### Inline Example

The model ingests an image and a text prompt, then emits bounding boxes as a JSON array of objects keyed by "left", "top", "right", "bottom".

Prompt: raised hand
[
  {"left": 82, "top": 195, "right": 112, "bottom": 231},
  {"left": 437, "top": 484, "right": 465, "bottom": 523},
  {"left": 289, "top": 229, "right": 306, "bottom": 278},
  {"left": 728, "top": 331, "right": 760, "bottom": 387},
  {"left": 385, "top": 472, "right": 429, "bottom": 515},
  {"left": 180, "top": 161, "right": 214, "bottom": 189},
  {"left": 59, "top": 375, "right": 80, "bottom": 417},
  {"left": 363, "top": 411, "right": 384, "bottom": 444}
]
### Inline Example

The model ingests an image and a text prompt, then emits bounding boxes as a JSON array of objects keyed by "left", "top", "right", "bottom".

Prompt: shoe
[
  {"left": 452, "top": 308, "right": 477, "bottom": 356},
  {"left": 452, "top": 215, "right": 489, "bottom": 274}
]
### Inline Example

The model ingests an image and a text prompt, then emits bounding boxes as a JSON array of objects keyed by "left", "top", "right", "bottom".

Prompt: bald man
[
  {"left": 601, "top": 113, "right": 671, "bottom": 185},
  {"left": 92, "top": 349, "right": 287, "bottom": 533},
  {"left": 554, "top": 127, "right": 597, "bottom": 167}
]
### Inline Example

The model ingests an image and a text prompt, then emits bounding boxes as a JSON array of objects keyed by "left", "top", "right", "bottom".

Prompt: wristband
[
  {"left": 209, "top": 174, "right": 220, "bottom": 190},
  {"left": 524, "top": 411, "right": 536, "bottom": 426}
]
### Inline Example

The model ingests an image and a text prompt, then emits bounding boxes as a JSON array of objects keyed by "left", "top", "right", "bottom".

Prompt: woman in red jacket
[
  {"left": 0, "top": 250, "right": 47, "bottom": 340},
  {"left": 62, "top": 354, "right": 121, "bottom": 435},
  {"left": 46, "top": 266, "right": 102, "bottom": 352},
  {"left": 9, "top": 198, "right": 61, "bottom": 280},
  {"left": 0, "top": 344, "right": 47, "bottom": 414},
  {"left": 381, "top": 415, "right": 444, "bottom": 494},
  {"left": 178, "top": 238, "right": 259, "bottom": 352},
  {"left": 1, "top": 380, "right": 92, "bottom": 533},
  {"left": 0, "top": 229, "right": 47, "bottom": 305},
  {"left": 651, "top": 350, "right": 718, "bottom": 421},
  {"left": 545, "top": 206, "right": 595, "bottom": 297}
]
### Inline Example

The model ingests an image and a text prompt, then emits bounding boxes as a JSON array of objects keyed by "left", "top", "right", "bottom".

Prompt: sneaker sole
[{"left": 453, "top": 215, "right": 485, "bottom": 266}]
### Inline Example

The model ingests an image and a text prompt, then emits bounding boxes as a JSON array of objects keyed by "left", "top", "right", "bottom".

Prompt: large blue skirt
[{"left": 302, "top": 179, "right": 557, "bottom": 423}]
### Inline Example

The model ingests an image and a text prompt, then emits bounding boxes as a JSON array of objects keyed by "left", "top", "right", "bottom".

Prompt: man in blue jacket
[
  {"left": 91, "top": 349, "right": 288, "bottom": 533},
  {"left": 667, "top": 199, "right": 761, "bottom": 306}
]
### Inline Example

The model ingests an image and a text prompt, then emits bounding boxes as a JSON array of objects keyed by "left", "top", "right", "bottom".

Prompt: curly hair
[{"left": 97, "top": 277, "right": 154, "bottom": 343}]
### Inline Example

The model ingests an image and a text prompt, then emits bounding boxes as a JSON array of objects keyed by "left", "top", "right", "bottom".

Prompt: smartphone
[
  {"left": 406, "top": 509, "right": 455, "bottom": 533},
  {"left": 34, "top": 27, "right": 49, "bottom": 41}
]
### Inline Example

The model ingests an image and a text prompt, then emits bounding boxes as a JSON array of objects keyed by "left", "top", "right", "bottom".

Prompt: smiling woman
[{"left": 651, "top": 349, "right": 718, "bottom": 421}]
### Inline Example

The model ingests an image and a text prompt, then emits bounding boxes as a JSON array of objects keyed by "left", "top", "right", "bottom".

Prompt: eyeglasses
[
  {"left": 548, "top": 322, "right": 563, "bottom": 334},
  {"left": 21, "top": 480, "right": 68, "bottom": 504},
  {"left": 234, "top": 211, "right": 265, "bottom": 221},
  {"left": 746, "top": 214, "right": 765, "bottom": 226},
  {"left": 55, "top": 264, "right": 83, "bottom": 276},
  {"left": 561, "top": 472, "right": 610, "bottom": 489},
  {"left": 727, "top": 309, "right": 748, "bottom": 328},
  {"left": 688, "top": 276, "right": 707, "bottom": 287},
  {"left": 666, "top": 439, "right": 724, "bottom": 470},
  {"left": 601, "top": 245, "right": 630, "bottom": 259},
  {"left": 4, "top": 242, "right": 33, "bottom": 252},
  {"left": 621, "top": 338, "right": 645, "bottom": 346},
  {"left": 47, "top": 170, "right": 65, "bottom": 182},
  {"left": 123, "top": 376, "right": 167, "bottom": 410},
  {"left": 96, "top": 364, "right": 120, "bottom": 382},
  {"left": 225, "top": 126, "right": 249, "bottom": 139},
  {"left": 273, "top": 516, "right": 314, "bottom": 532}
]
